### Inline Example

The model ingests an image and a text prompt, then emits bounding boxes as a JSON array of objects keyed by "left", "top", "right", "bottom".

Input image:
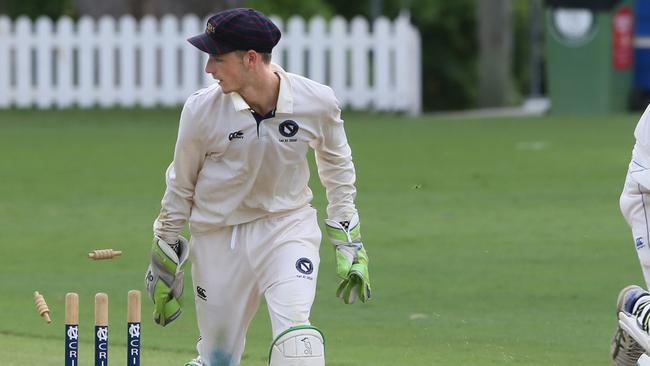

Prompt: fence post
[
  {"left": 15, "top": 17, "right": 32, "bottom": 107},
  {"left": 35, "top": 17, "right": 54, "bottom": 108},
  {"left": 56, "top": 16, "right": 75, "bottom": 108},
  {"left": 286, "top": 16, "right": 306, "bottom": 76},
  {"left": 307, "top": 16, "right": 327, "bottom": 84},
  {"left": 98, "top": 16, "right": 117, "bottom": 107},
  {"left": 372, "top": 17, "right": 392, "bottom": 111},
  {"left": 78, "top": 16, "right": 95, "bottom": 107},
  {"left": 160, "top": 15, "right": 178, "bottom": 106},
  {"left": 139, "top": 15, "right": 157, "bottom": 107},
  {"left": 350, "top": 16, "right": 370, "bottom": 109},
  {"left": 0, "top": 16, "right": 10, "bottom": 108},
  {"left": 330, "top": 16, "right": 347, "bottom": 104},
  {"left": 180, "top": 15, "right": 201, "bottom": 100},
  {"left": 117, "top": 15, "right": 137, "bottom": 107}
]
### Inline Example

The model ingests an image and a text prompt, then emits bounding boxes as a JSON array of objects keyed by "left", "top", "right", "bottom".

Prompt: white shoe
[
  {"left": 611, "top": 285, "right": 646, "bottom": 366},
  {"left": 184, "top": 356, "right": 204, "bottom": 366}
]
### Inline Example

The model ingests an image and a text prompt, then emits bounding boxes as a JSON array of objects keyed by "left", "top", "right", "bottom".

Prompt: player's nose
[{"left": 205, "top": 58, "right": 216, "bottom": 74}]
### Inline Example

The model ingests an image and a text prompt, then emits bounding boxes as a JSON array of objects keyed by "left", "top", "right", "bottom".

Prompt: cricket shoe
[
  {"left": 611, "top": 285, "right": 648, "bottom": 366},
  {"left": 184, "top": 356, "right": 205, "bottom": 366}
]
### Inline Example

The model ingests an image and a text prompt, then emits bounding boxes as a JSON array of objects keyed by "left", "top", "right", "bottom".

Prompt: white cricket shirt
[
  {"left": 154, "top": 64, "right": 358, "bottom": 242},
  {"left": 634, "top": 105, "right": 650, "bottom": 168}
]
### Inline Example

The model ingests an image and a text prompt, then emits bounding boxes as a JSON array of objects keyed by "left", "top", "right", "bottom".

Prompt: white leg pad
[
  {"left": 269, "top": 326, "right": 324, "bottom": 366},
  {"left": 620, "top": 311, "right": 650, "bottom": 352}
]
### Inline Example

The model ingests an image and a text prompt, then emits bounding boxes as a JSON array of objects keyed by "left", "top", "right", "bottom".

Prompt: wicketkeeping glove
[
  {"left": 144, "top": 236, "right": 189, "bottom": 326},
  {"left": 325, "top": 213, "right": 371, "bottom": 304}
]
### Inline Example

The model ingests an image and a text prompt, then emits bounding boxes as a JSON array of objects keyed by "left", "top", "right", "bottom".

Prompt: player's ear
[{"left": 242, "top": 50, "right": 257, "bottom": 68}]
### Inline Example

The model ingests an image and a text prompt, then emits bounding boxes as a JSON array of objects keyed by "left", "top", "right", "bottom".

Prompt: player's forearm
[
  {"left": 316, "top": 154, "right": 358, "bottom": 221},
  {"left": 153, "top": 197, "right": 191, "bottom": 243},
  {"left": 326, "top": 185, "right": 358, "bottom": 222},
  {"left": 153, "top": 162, "right": 196, "bottom": 242}
]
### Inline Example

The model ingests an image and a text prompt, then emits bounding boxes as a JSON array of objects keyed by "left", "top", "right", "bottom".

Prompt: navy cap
[{"left": 188, "top": 8, "right": 281, "bottom": 55}]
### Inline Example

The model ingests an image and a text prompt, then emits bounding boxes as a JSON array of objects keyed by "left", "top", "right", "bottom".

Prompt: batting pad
[{"left": 269, "top": 326, "right": 324, "bottom": 366}]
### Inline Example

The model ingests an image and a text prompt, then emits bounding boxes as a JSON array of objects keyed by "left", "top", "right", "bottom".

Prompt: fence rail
[{"left": 0, "top": 13, "right": 421, "bottom": 115}]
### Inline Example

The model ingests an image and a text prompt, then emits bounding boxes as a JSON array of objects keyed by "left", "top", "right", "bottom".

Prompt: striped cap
[{"left": 188, "top": 8, "right": 281, "bottom": 55}]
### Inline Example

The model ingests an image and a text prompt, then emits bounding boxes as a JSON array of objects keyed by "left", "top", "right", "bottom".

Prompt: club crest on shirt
[
  {"left": 296, "top": 257, "right": 313, "bottom": 274},
  {"left": 279, "top": 120, "right": 299, "bottom": 142}
]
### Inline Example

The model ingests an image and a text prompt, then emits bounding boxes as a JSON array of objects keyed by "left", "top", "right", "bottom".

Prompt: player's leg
[
  {"left": 250, "top": 206, "right": 325, "bottom": 365},
  {"left": 189, "top": 227, "right": 261, "bottom": 366},
  {"left": 613, "top": 172, "right": 650, "bottom": 366},
  {"left": 612, "top": 285, "right": 647, "bottom": 366},
  {"left": 264, "top": 253, "right": 324, "bottom": 366},
  {"left": 614, "top": 285, "right": 650, "bottom": 365},
  {"left": 620, "top": 172, "right": 650, "bottom": 288}
]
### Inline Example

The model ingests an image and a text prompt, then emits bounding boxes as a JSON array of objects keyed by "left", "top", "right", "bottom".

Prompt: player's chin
[{"left": 219, "top": 84, "right": 231, "bottom": 93}]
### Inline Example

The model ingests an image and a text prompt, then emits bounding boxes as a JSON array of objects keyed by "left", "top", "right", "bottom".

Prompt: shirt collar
[
  {"left": 272, "top": 63, "right": 294, "bottom": 114},
  {"left": 229, "top": 63, "right": 294, "bottom": 114}
]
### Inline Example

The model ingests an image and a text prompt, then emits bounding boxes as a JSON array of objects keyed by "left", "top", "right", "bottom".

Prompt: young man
[
  {"left": 612, "top": 105, "right": 650, "bottom": 365},
  {"left": 144, "top": 8, "right": 371, "bottom": 366}
]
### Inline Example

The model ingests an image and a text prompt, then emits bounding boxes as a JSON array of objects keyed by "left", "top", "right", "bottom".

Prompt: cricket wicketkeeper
[{"left": 144, "top": 8, "right": 371, "bottom": 366}]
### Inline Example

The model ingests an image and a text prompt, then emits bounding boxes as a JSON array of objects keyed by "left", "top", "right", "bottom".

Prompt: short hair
[
  {"left": 237, "top": 50, "right": 272, "bottom": 65},
  {"left": 260, "top": 52, "right": 272, "bottom": 64}
]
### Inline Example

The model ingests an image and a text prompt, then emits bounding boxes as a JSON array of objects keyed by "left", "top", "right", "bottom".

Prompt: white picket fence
[{"left": 0, "top": 13, "right": 421, "bottom": 115}]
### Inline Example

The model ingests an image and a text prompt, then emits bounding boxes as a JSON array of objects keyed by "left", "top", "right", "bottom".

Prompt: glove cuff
[
  {"left": 154, "top": 236, "right": 190, "bottom": 271},
  {"left": 324, "top": 213, "right": 361, "bottom": 244}
]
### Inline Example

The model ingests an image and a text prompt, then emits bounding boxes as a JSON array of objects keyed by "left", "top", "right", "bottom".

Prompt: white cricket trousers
[
  {"left": 620, "top": 164, "right": 650, "bottom": 289},
  {"left": 189, "top": 205, "right": 321, "bottom": 366}
]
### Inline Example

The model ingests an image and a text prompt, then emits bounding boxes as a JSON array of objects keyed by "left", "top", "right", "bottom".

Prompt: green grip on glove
[
  {"left": 335, "top": 247, "right": 371, "bottom": 304},
  {"left": 325, "top": 215, "right": 372, "bottom": 304},
  {"left": 152, "top": 280, "right": 182, "bottom": 326},
  {"left": 145, "top": 236, "right": 190, "bottom": 327}
]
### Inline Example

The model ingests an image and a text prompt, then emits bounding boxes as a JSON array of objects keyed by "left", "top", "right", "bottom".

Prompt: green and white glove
[
  {"left": 144, "top": 236, "right": 190, "bottom": 326},
  {"left": 325, "top": 213, "right": 371, "bottom": 304}
]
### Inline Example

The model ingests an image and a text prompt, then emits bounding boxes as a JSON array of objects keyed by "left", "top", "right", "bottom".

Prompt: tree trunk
[{"left": 477, "top": 0, "right": 513, "bottom": 107}]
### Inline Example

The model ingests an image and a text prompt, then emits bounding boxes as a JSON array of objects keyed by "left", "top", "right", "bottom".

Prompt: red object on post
[{"left": 613, "top": 5, "right": 634, "bottom": 70}]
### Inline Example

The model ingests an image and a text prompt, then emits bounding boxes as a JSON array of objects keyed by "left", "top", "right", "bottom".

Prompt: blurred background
[{"left": 4, "top": 0, "right": 642, "bottom": 115}]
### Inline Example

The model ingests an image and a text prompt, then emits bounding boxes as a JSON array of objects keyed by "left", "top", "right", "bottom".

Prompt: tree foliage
[
  {"left": 324, "top": 0, "right": 478, "bottom": 111},
  {"left": 245, "top": 0, "right": 333, "bottom": 19},
  {"left": 2, "top": 0, "right": 76, "bottom": 19},
  {"left": 324, "top": 0, "right": 536, "bottom": 111}
]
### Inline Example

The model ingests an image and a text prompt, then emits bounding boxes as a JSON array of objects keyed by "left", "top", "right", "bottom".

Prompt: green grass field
[{"left": 0, "top": 108, "right": 643, "bottom": 365}]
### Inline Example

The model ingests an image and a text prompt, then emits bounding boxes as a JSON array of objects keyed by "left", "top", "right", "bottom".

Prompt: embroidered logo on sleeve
[
  {"left": 196, "top": 286, "right": 208, "bottom": 300},
  {"left": 228, "top": 130, "right": 244, "bottom": 141},
  {"left": 637, "top": 237, "right": 645, "bottom": 250}
]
